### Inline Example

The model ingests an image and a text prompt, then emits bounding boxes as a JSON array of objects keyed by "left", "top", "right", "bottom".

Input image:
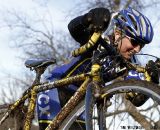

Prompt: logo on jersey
[
  {"left": 125, "top": 70, "right": 145, "bottom": 80},
  {"left": 37, "top": 89, "right": 61, "bottom": 120}
]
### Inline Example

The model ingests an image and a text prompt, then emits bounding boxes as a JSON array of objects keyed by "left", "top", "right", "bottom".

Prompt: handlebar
[{"left": 72, "top": 32, "right": 101, "bottom": 57}]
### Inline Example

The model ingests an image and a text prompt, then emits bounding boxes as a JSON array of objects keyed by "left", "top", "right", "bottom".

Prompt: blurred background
[{"left": 0, "top": 0, "right": 160, "bottom": 129}]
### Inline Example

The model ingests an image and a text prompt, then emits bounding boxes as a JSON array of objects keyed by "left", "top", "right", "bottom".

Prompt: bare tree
[
  {"left": 67, "top": 0, "right": 160, "bottom": 18},
  {"left": 2, "top": 9, "right": 77, "bottom": 63}
]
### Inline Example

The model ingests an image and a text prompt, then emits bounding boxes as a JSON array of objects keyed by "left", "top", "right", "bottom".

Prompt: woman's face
[{"left": 115, "top": 32, "right": 143, "bottom": 60}]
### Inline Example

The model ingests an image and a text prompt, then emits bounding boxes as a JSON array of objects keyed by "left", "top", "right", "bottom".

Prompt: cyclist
[{"left": 37, "top": 7, "right": 159, "bottom": 130}]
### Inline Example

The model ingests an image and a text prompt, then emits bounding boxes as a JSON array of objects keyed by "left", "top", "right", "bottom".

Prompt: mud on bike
[{"left": 0, "top": 32, "right": 160, "bottom": 130}]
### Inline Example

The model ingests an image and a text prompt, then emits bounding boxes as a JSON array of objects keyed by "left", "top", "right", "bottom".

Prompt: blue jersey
[{"left": 37, "top": 56, "right": 91, "bottom": 122}]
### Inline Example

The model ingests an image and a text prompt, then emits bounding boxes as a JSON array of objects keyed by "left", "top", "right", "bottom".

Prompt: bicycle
[{"left": 0, "top": 32, "right": 160, "bottom": 130}]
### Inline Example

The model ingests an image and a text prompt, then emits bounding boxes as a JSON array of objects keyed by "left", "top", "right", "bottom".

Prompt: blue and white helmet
[{"left": 113, "top": 7, "right": 154, "bottom": 44}]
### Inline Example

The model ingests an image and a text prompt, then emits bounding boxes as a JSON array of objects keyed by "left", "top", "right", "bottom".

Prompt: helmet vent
[
  {"left": 119, "top": 15, "right": 126, "bottom": 22},
  {"left": 128, "top": 14, "right": 137, "bottom": 30}
]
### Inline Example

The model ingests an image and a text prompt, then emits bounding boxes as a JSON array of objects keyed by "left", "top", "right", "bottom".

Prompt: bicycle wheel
[
  {"left": 86, "top": 79, "right": 160, "bottom": 130},
  {"left": 58, "top": 100, "right": 85, "bottom": 130}
]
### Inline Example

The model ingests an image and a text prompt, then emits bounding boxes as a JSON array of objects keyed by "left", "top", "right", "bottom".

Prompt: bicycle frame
[{"left": 0, "top": 32, "right": 152, "bottom": 130}]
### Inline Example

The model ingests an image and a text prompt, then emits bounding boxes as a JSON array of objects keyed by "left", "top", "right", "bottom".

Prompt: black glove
[
  {"left": 82, "top": 8, "right": 111, "bottom": 32},
  {"left": 145, "top": 60, "right": 159, "bottom": 84}
]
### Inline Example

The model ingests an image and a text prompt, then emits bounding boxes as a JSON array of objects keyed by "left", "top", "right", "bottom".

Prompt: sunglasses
[{"left": 125, "top": 35, "right": 145, "bottom": 49}]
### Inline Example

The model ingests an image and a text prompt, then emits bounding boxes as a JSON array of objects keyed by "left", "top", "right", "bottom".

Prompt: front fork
[{"left": 85, "top": 63, "right": 106, "bottom": 130}]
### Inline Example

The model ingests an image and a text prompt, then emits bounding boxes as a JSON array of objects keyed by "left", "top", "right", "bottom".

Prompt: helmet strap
[
  {"left": 114, "top": 29, "right": 126, "bottom": 54},
  {"left": 114, "top": 31, "right": 125, "bottom": 47}
]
